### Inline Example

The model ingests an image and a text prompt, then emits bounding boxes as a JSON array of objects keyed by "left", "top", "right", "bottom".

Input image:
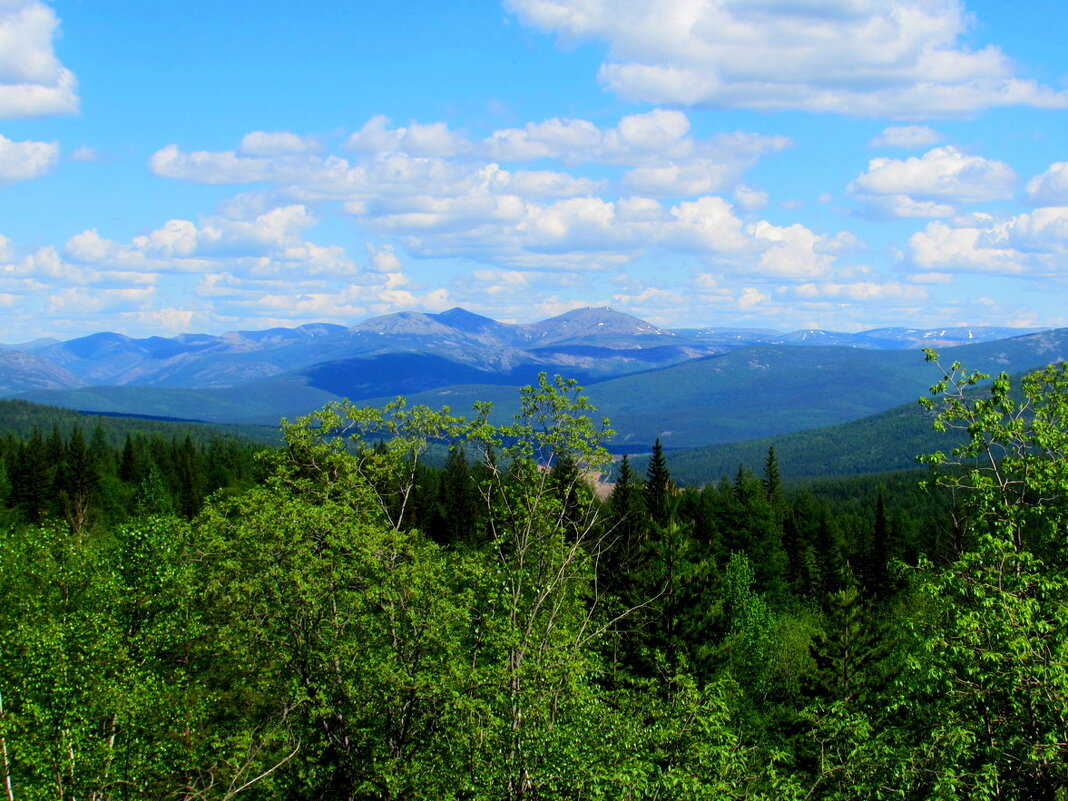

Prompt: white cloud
[
  {"left": 345, "top": 115, "right": 472, "bottom": 157},
  {"left": 0, "top": 0, "right": 78, "bottom": 117},
  {"left": 150, "top": 144, "right": 278, "bottom": 184},
  {"left": 738, "top": 287, "right": 770, "bottom": 309},
  {"left": 482, "top": 109, "right": 789, "bottom": 167},
  {"left": 793, "top": 281, "right": 927, "bottom": 301},
  {"left": 0, "top": 133, "right": 58, "bottom": 184},
  {"left": 749, "top": 221, "right": 838, "bottom": 279},
  {"left": 665, "top": 196, "right": 751, "bottom": 254},
  {"left": 1003, "top": 206, "right": 1068, "bottom": 253},
  {"left": 238, "top": 131, "right": 320, "bottom": 156},
  {"left": 148, "top": 119, "right": 822, "bottom": 276},
  {"left": 849, "top": 146, "right": 1017, "bottom": 217},
  {"left": 1025, "top": 163, "right": 1068, "bottom": 207},
  {"left": 612, "top": 286, "right": 686, "bottom": 307},
  {"left": 870, "top": 125, "right": 943, "bottom": 148},
  {"left": 2, "top": 243, "right": 158, "bottom": 287},
  {"left": 907, "top": 271, "right": 954, "bottom": 285},
  {"left": 506, "top": 0, "right": 1068, "bottom": 117},
  {"left": 909, "top": 219, "right": 1020, "bottom": 273},
  {"left": 367, "top": 243, "right": 402, "bottom": 273},
  {"left": 733, "top": 184, "right": 768, "bottom": 212},
  {"left": 68, "top": 145, "right": 98, "bottom": 162},
  {"left": 623, "top": 160, "right": 735, "bottom": 197},
  {"left": 47, "top": 286, "right": 156, "bottom": 314},
  {"left": 64, "top": 206, "right": 360, "bottom": 278},
  {"left": 905, "top": 209, "right": 1068, "bottom": 275}
]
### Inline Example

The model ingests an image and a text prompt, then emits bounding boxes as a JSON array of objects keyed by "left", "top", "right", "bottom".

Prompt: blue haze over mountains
[{"left": 1, "top": 307, "right": 1064, "bottom": 451}]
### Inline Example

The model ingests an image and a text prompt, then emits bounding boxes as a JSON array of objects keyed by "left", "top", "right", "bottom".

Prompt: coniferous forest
[{"left": 1, "top": 354, "right": 1067, "bottom": 799}]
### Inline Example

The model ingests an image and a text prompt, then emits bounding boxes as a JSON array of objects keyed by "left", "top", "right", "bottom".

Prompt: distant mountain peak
[
  {"left": 431, "top": 307, "right": 509, "bottom": 334},
  {"left": 522, "top": 306, "right": 668, "bottom": 343},
  {"left": 351, "top": 310, "right": 450, "bottom": 336}
]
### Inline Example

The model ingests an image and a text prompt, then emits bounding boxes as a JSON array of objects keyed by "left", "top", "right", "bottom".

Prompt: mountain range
[{"left": 2, "top": 307, "right": 1062, "bottom": 455}]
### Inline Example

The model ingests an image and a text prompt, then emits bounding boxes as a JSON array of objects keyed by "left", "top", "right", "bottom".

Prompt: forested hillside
[{"left": 1, "top": 357, "right": 1066, "bottom": 799}]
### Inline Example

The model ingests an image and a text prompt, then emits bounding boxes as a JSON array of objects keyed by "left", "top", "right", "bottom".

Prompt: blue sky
[{"left": 2, "top": 0, "right": 1068, "bottom": 341}]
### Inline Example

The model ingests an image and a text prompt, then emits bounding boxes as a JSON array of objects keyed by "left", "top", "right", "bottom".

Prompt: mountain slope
[
  {"left": 19, "top": 327, "right": 1068, "bottom": 441},
  {"left": 0, "top": 349, "right": 89, "bottom": 395}
]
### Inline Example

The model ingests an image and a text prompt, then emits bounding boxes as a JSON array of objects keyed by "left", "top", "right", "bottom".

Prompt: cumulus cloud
[
  {"left": 482, "top": 109, "right": 790, "bottom": 167},
  {"left": 1025, "top": 163, "right": 1068, "bottom": 206},
  {"left": 749, "top": 221, "right": 838, "bottom": 279},
  {"left": 0, "top": 0, "right": 78, "bottom": 117},
  {"left": 793, "top": 281, "right": 927, "bottom": 301},
  {"left": 1, "top": 244, "right": 156, "bottom": 286},
  {"left": 47, "top": 286, "right": 155, "bottom": 315},
  {"left": 346, "top": 116, "right": 471, "bottom": 157},
  {"left": 870, "top": 125, "right": 943, "bottom": 148},
  {"left": 733, "top": 185, "right": 768, "bottom": 212},
  {"left": 64, "top": 205, "right": 361, "bottom": 278},
  {"left": 849, "top": 146, "right": 1017, "bottom": 217},
  {"left": 505, "top": 0, "right": 1068, "bottom": 117},
  {"left": 238, "top": 131, "right": 320, "bottom": 156},
  {"left": 150, "top": 144, "right": 278, "bottom": 184},
  {"left": 0, "top": 133, "right": 58, "bottom": 184},
  {"left": 147, "top": 112, "right": 802, "bottom": 273},
  {"left": 907, "top": 208, "right": 1068, "bottom": 275}
]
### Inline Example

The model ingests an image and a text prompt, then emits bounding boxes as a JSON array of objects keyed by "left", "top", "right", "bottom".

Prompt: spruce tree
[
  {"left": 46, "top": 423, "right": 64, "bottom": 468},
  {"left": 808, "top": 579, "right": 896, "bottom": 707},
  {"left": 762, "top": 445, "right": 782, "bottom": 502},
  {"left": 865, "top": 486, "right": 892, "bottom": 596},
  {"left": 119, "top": 433, "right": 140, "bottom": 483},
  {"left": 604, "top": 454, "right": 646, "bottom": 595},
  {"left": 436, "top": 443, "right": 479, "bottom": 544},
  {"left": 173, "top": 436, "right": 204, "bottom": 519},
  {"left": 11, "top": 428, "right": 51, "bottom": 523},
  {"left": 57, "top": 425, "right": 100, "bottom": 533},
  {"left": 643, "top": 438, "right": 672, "bottom": 528}
]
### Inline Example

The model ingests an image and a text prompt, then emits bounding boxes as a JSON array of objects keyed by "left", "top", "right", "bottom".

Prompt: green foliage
[
  {"left": 896, "top": 353, "right": 1068, "bottom": 797},
  {"left": 1, "top": 357, "right": 1066, "bottom": 798}
]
